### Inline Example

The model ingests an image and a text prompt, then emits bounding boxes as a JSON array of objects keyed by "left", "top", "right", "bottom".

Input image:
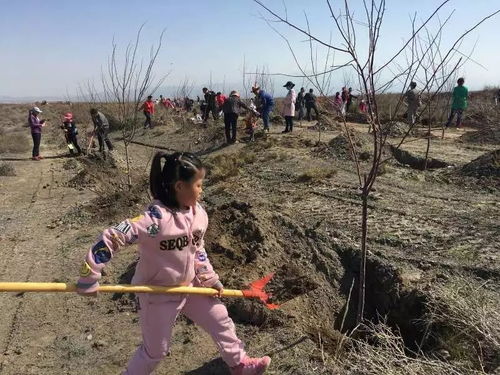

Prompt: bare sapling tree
[
  {"left": 255, "top": 0, "right": 499, "bottom": 324},
  {"left": 176, "top": 77, "right": 195, "bottom": 100},
  {"left": 101, "top": 24, "right": 168, "bottom": 188}
]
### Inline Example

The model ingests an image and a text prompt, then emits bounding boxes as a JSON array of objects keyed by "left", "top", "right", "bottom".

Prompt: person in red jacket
[
  {"left": 141, "top": 95, "right": 155, "bottom": 129},
  {"left": 216, "top": 92, "right": 227, "bottom": 111}
]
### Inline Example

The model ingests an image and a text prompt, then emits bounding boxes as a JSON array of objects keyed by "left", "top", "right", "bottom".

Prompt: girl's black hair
[{"left": 149, "top": 151, "right": 204, "bottom": 209}]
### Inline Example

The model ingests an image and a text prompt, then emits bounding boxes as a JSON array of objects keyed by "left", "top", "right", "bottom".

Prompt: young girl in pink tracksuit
[{"left": 76, "top": 152, "right": 271, "bottom": 375}]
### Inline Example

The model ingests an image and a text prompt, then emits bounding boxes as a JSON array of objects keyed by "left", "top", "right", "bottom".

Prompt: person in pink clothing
[
  {"left": 76, "top": 151, "right": 271, "bottom": 375},
  {"left": 333, "top": 92, "right": 344, "bottom": 116}
]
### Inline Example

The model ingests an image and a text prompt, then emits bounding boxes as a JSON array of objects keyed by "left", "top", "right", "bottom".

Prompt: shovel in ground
[{"left": 0, "top": 273, "right": 279, "bottom": 309}]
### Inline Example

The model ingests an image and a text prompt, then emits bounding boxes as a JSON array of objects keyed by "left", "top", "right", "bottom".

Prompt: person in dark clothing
[
  {"left": 304, "top": 89, "right": 319, "bottom": 121},
  {"left": 346, "top": 87, "right": 358, "bottom": 113},
  {"left": 28, "top": 106, "right": 46, "bottom": 160},
  {"left": 90, "top": 108, "right": 114, "bottom": 152},
  {"left": 222, "top": 90, "right": 255, "bottom": 144},
  {"left": 60, "top": 112, "right": 82, "bottom": 155},
  {"left": 296, "top": 87, "right": 305, "bottom": 121},
  {"left": 184, "top": 97, "right": 194, "bottom": 112},
  {"left": 202, "top": 88, "right": 219, "bottom": 121}
]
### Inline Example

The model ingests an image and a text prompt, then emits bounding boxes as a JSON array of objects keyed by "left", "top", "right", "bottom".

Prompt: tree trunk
[
  {"left": 124, "top": 142, "right": 132, "bottom": 190},
  {"left": 424, "top": 105, "right": 431, "bottom": 170},
  {"left": 356, "top": 190, "right": 369, "bottom": 324}
]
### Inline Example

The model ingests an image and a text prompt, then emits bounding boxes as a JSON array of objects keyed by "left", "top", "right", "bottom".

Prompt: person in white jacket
[{"left": 282, "top": 81, "right": 297, "bottom": 133}]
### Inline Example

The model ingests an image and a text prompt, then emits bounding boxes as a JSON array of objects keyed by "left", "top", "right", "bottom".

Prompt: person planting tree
[
  {"left": 60, "top": 112, "right": 82, "bottom": 156},
  {"left": 251, "top": 85, "right": 274, "bottom": 132},
  {"left": 90, "top": 108, "right": 114, "bottom": 152}
]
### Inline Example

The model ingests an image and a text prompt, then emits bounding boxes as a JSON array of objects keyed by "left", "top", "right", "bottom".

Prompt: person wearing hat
[
  {"left": 403, "top": 82, "right": 420, "bottom": 126},
  {"left": 90, "top": 108, "right": 114, "bottom": 152},
  {"left": 251, "top": 85, "right": 274, "bottom": 132},
  {"left": 60, "top": 112, "right": 82, "bottom": 156},
  {"left": 28, "top": 106, "right": 47, "bottom": 160},
  {"left": 221, "top": 90, "right": 255, "bottom": 144},
  {"left": 282, "top": 81, "right": 296, "bottom": 133},
  {"left": 141, "top": 95, "right": 155, "bottom": 129}
]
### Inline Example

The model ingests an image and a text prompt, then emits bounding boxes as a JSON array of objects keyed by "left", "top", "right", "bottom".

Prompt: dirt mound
[
  {"left": 267, "top": 263, "right": 320, "bottom": 305},
  {"left": 67, "top": 153, "right": 119, "bottom": 188},
  {"left": 313, "top": 131, "right": 368, "bottom": 160},
  {"left": 382, "top": 121, "right": 414, "bottom": 137},
  {"left": 306, "top": 117, "right": 342, "bottom": 132},
  {"left": 459, "top": 125, "right": 500, "bottom": 144},
  {"left": 460, "top": 149, "right": 500, "bottom": 178}
]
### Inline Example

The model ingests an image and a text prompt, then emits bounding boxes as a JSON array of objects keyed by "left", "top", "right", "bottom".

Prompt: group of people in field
[
  {"left": 404, "top": 77, "right": 469, "bottom": 128},
  {"left": 27, "top": 107, "right": 113, "bottom": 160},
  {"left": 27, "top": 77, "right": 470, "bottom": 160}
]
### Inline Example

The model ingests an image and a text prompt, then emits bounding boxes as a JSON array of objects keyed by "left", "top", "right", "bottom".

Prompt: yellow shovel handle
[{"left": 0, "top": 282, "right": 245, "bottom": 298}]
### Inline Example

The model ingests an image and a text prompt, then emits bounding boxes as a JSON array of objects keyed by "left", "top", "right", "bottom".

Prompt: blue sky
[{"left": 0, "top": 0, "right": 499, "bottom": 99}]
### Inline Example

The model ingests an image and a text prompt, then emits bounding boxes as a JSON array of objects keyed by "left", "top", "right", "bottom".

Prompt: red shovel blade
[{"left": 241, "top": 273, "right": 279, "bottom": 309}]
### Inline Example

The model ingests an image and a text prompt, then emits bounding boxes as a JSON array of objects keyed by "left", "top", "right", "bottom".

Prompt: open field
[{"left": 0, "top": 100, "right": 498, "bottom": 374}]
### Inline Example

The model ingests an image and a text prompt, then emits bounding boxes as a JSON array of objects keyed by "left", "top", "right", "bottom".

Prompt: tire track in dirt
[{"left": 0, "top": 167, "right": 47, "bottom": 372}]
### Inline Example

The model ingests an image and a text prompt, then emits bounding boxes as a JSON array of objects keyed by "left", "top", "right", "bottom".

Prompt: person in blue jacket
[{"left": 251, "top": 85, "right": 274, "bottom": 132}]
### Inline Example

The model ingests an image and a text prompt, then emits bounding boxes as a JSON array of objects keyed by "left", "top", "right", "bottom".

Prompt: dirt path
[{"left": 0, "top": 143, "right": 99, "bottom": 374}]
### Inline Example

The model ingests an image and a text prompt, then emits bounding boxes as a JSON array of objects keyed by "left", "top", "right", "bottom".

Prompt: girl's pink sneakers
[{"left": 230, "top": 356, "right": 271, "bottom": 375}]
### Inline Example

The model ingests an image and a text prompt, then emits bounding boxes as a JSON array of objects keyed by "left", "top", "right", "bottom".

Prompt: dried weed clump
[
  {"left": 0, "top": 162, "right": 16, "bottom": 176},
  {"left": 422, "top": 278, "right": 500, "bottom": 372},
  {"left": 340, "top": 322, "right": 482, "bottom": 375},
  {"left": 206, "top": 151, "right": 257, "bottom": 183},
  {"left": 297, "top": 167, "right": 337, "bottom": 182}
]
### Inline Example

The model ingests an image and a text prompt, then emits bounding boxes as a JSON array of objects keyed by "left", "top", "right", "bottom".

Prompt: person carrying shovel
[
  {"left": 90, "top": 108, "right": 114, "bottom": 152},
  {"left": 76, "top": 151, "right": 271, "bottom": 375},
  {"left": 60, "top": 112, "right": 82, "bottom": 156}
]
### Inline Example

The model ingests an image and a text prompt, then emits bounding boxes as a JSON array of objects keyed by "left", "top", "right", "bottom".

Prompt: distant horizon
[{"left": 2, "top": 85, "right": 498, "bottom": 105}]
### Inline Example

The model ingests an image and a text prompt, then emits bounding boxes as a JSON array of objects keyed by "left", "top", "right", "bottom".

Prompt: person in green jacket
[{"left": 445, "top": 77, "right": 468, "bottom": 128}]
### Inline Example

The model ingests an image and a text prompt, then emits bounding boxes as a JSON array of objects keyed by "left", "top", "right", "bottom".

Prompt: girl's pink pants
[{"left": 123, "top": 293, "right": 246, "bottom": 375}]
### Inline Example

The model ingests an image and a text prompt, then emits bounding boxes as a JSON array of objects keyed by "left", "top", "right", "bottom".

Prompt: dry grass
[
  {"left": 206, "top": 151, "right": 257, "bottom": 183},
  {"left": 422, "top": 278, "right": 500, "bottom": 371},
  {"left": 0, "top": 130, "right": 30, "bottom": 153},
  {"left": 339, "top": 322, "right": 481, "bottom": 375}
]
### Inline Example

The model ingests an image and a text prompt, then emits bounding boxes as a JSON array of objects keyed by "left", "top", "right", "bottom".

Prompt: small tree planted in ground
[{"left": 87, "top": 24, "right": 168, "bottom": 188}]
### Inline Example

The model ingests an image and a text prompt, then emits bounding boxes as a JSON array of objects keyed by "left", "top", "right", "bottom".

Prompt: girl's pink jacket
[{"left": 77, "top": 201, "right": 220, "bottom": 291}]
